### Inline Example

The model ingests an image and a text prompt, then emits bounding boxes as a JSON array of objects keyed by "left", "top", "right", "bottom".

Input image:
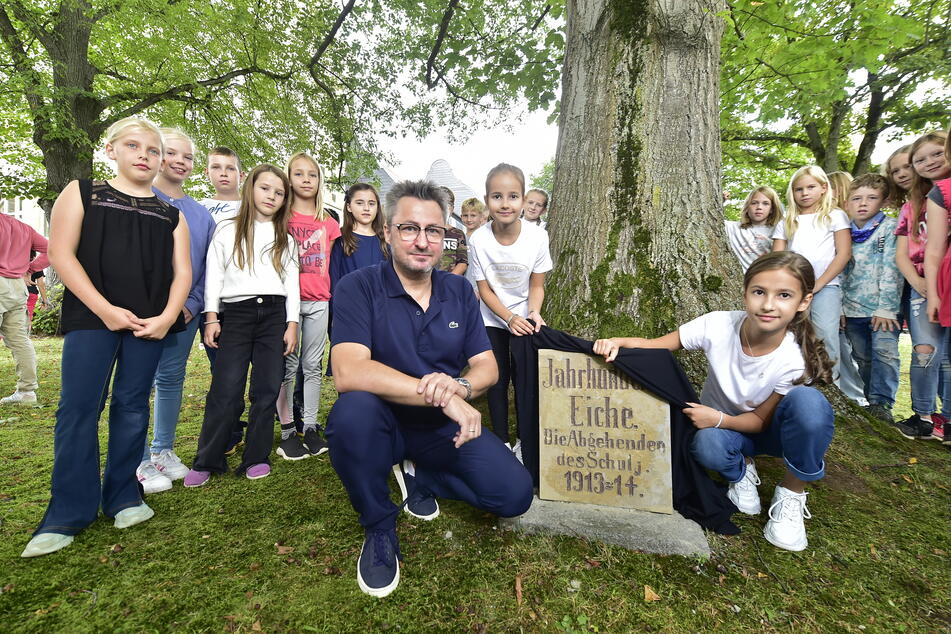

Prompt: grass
[{"left": 0, "top": 335, "right": 949, "bottom": 633}]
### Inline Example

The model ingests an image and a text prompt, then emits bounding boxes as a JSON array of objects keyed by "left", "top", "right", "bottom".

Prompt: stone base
[{"left": 499, "top": 496, "right": 710, "bottom": 557}]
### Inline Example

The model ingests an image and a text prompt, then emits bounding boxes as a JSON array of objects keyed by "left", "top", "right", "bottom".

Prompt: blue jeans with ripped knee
[{"left": 906, "top": 288, "right": 951, "bottom": 417}]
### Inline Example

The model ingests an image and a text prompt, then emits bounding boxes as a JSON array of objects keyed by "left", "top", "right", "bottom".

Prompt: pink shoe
[
  {"left": 183, "top": 469, "right": 211, "bottom": 487},
  {"left": 246, "top": 463, "right": 271, "bottom": 480}
]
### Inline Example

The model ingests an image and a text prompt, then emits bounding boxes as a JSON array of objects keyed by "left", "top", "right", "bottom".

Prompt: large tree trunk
[{"left": 546, "top": 0, "right": 737, "bottom": 354}]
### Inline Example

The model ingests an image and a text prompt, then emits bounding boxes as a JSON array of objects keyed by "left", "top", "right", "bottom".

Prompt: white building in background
[{"left": 2, "top": 197, "right": 47, "bottom": 236}]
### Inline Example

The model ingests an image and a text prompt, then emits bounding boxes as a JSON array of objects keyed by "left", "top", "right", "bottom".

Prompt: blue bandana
[{"left": 851, "top": 212, "right": 886, "bottom": 243}]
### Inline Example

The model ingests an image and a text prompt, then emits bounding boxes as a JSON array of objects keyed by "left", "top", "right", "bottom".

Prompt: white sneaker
[
  {"left": 1, "top": 390, "right": 37, "bottom": 405},
  {"left": 764, "top": 486, "right": 811, "bottom": 551},
  {"left": 136, "top": 460, "right": 172, "bottom": 494},
  {"left": 114, "top": 502, "right": 155, "bottom": 529},
  {"left": 512, "top": 439, "right": 524, "bottom": 465},
  {"left": 151, "top": 449, "right": 189, "bottom": 480},
  {"left": 727, "top": 460, "right": 762, "bottom": 515}
]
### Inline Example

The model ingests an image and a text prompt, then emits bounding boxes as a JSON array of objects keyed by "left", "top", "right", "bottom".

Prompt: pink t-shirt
[
  {"left": 894, "top": 202, "right": 927, "bottom": 277},
  {"left": 288, "top": 211, "right": 341, "bottom": 302}
]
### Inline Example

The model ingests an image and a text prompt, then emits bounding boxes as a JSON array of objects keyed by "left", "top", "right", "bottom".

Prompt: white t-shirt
[
  {"left": 771, "top": 209, "right": 850, "bottom": 286},
  {"left": 724, "top": 221, "right": 772, "bottom": 271},
  {"left": 468, "top": 219, "right": 553, "bottom": 329},
  {"left": 199, "top": 198, "right": 241, "bottom": 224},
  {"left": 679, "top": 311, "right": 805, "bottom": 416}
]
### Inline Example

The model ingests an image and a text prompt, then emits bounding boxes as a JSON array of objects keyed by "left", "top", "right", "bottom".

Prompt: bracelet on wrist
[
  {"left": 505, "top": 313, "right": 518, "bottom": 327},
  {"left": 714, "top": 411, "right": 724, "bottom": 428},
  {"left": 205, "top": 320, "right": 220, "bottom": 325}
]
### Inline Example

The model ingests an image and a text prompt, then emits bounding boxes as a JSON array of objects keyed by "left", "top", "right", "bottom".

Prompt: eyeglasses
[{"left": 392, "top": 223, "right": 447, "bottom": 243}]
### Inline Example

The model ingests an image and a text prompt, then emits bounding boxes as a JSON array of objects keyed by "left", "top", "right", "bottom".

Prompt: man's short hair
[
  {"left": 208, "top": 146, "right": 243, "bottom": 172},
  {"left": 384, "top": 180, "right": 450, "bottom": 224}
]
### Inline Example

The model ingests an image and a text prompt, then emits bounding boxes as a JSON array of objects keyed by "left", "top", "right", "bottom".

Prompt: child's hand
[
  {"left": 683, "top": 402, "right": 723, "bottom": 429},
  {"left": 593, "top": 338, "right": 622, "bottom": 362},
  {"left": 100, "top": 305, "right": 145, "bottom": 332},
  {"left": 927, "top": 298, "right": 941, "bottom": 324},
  {"left": 507, "top": 314, "right": 535, "bottom": 336},
  {"left": 283, "top": 322, "right": 298, "bottom": 356},
  {"left": 527, "top": 310, "right": 546, "bottom": 333},
  {"left": 871, "top": 316, "right": 900, "bottom": 331},
  {"left": 912, "top": 278, "right": 928, "bottom": 298},
  {"left": 134, "top": 316, "right": 174, "bottom": 341},
  {"left": 839, "top": 315, "right": 846, "bottom": 331},
  {"left": 204, "top": 323, "right": 221, "bottom": 348}
]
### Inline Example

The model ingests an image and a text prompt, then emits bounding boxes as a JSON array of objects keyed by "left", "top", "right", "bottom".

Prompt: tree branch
[
  {"left": 529, "top": 4, "right": 551, "bottom": 31},
  {"left": 722, "top": 132, "right": 812, "bottom": 148},
  {"left": 0, "top": 5, "right": 47, "bottom": 117},
  {"left": 426, "top": 0, "right": 461, "bottom": 89},
  {"left": 308, "top": 0, "right": 357, "bottom": 79},
  {"left": 103, "top": 66, "right": 291, "bottom": 121}
]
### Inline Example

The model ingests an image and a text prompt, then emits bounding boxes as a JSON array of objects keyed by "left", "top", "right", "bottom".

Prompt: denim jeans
[
  {"left": 192, "top": 296, "right": 286, "bottom": 475},
  {"left": 844, "top": 317, "right": 900, "bottom": 407},
  {"left": 906, "top": 288, "right": 951, "bottom": 416},
  {"left": 326, "top": 391, "right": 533, "bottom": 531},
  {"left": 690, "top": 386, "right": 835, "bottom": 484},
  {"left": 143, "top": 317, "right": 200, "bottom": 460},
  {"left": 35, "top": 329, "right": 163, "bottom": 536},
  {"left": 838, "top": 331, "right": 868, "bottom": 405},
  {"left": 280, "top": 300, "right": 329, "bottom": 427}
]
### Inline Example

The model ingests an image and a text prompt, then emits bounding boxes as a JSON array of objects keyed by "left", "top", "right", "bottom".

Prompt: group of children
[
  {"left": 18, "top": 117, "right": 555, "bottom": 558},
  {"left": 724, "top": 129, "right": 951, "bottom": 445}
]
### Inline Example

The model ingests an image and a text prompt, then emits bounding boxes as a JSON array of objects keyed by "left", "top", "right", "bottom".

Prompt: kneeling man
[{"left": 327, "top": 180, "right": 533, "bottom": 597}]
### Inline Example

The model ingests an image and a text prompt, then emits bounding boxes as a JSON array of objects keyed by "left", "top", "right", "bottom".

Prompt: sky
[{"left": 377, "top": 109, "right": 559, "bottom": 196}]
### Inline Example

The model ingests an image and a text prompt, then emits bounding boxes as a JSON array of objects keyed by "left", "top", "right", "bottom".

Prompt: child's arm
[
  {"left": 48, "top": 181, "right": 145, "bottom": 332},
  {"left": 772, "top": 238, "right": 787, "bottom": 252},
  {"left": 476, "top": 280, "right": 535, "bottom": 336},
  {"left": 683, "top": 391, "right": 783, "bottom": 434},
  {"left": 924, "top": 198, "right": 949, "bottom": 323},
  {"left": 526, "top": 271, "right": 546, "bottom": 332},
  {"left": 135, "top": 213, "right": 191, "bottom": 340},
  {"left": 36, "top": 276, "right": 49, "bottom": 307},
  {"left": 593, "top": 331, "right": 683, "bottom": 362},
  {"left": 451, "top": 262, "right": 467, "bottom": 275},
  {"left": 895, "top": 235, "right": 927, "bottom": 296},
  {"left": 813, "top": 229, "right": 851, "bottom": 293},
  {"left": 873, "top": 230, "right": 902, "bottom": 331}
]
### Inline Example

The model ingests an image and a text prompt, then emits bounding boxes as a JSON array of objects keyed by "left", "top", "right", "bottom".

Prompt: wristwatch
[{"left": 453, "top": 377, "right": 472, "bottom": 401}]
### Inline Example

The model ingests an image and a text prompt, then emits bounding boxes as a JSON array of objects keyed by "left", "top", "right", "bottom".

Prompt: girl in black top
[{"left": 21, "top": 118, "right": 191, "bottom": 558}]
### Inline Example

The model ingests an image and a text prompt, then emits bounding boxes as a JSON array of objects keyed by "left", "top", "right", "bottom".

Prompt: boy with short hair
[
  {"left": 841, "top": 173, "right": 902, "bottom": 423},
  {"left": 200, "top": 147, "right": 244, "bottom": 223}
]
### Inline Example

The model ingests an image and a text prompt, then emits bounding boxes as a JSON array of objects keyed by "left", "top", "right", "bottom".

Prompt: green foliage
[
  {"left": 721, "top": 0, "right": 951, "bottom": 175},
  {"left": 30, "top": 283, "right": 62, "bottom": 336},
  {"left": 0, "top": 0, "right": 566, "bottom": 199},
  {"left": 530, "top": 157, "right": 555, "bottom": 193}
]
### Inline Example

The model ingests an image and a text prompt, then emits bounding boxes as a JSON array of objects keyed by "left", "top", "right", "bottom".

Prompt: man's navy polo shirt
[{"left": 331, "top": 261, "right": 491, "bottom": 381}]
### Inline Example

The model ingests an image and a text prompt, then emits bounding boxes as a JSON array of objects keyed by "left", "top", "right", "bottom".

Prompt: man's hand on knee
[
  {"left": 442, "top": 395, "right": 481, "bottom": 448},
  {"left": 417, "top": 372, "right": 466, "bottom": 408}
]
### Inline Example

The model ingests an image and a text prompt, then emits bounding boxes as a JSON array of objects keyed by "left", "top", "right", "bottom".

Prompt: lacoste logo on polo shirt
[{"left": 448, "top": 321, "right": 459, "bottom": 329}]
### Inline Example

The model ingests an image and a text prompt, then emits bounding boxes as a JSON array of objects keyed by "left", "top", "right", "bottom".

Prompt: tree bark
[{"left": 546, "top": 0, "right": 737, "bottom": 356}]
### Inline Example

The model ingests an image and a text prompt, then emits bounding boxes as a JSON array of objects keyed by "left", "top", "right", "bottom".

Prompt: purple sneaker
[
  {"left": 183, "top": 469, "right": 211, "bottom": 488},
  {"left": 246, "top": 463, "right": 271, "bottom": 480}
]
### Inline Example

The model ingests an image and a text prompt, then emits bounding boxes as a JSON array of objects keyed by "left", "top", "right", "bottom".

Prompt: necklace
[{"left": 740, "top": 318, "right": 767, "bottom": 379}]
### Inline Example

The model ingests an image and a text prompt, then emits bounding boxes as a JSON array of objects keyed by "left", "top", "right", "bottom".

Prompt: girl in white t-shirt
[
  {"left": 469, "top": 164, "right": 553, "bottom": 455},
  {"left": 724, "top": 186, "right": 783, "bottom": 271},
  {"left": 594, "top": 251, "right": 835, "bottom": 552},
  {"left": 772, "top": 165, "right": 851, "bottom": 393}
]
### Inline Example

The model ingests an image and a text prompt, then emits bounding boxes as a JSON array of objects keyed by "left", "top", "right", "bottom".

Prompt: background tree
[
  {"left": 0, "top": 0, "right": 564, "bottom": 210},
  {"left": 721, "top": 0, "right": 951, "bottom": 176},
  {"left": 545, "top": 0, "right": 738, "bottom": 352}
]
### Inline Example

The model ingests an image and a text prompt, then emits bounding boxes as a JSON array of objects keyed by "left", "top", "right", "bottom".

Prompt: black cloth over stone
[{"left": 509, "top": 326, "right": 740, "bottom": 535}]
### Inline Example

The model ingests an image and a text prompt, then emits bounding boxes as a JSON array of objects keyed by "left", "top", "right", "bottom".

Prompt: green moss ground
[{"left": 0, "top": 336, "right": 948, "bottom": 632}]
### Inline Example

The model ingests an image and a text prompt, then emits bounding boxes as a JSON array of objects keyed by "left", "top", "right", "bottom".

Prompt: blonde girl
[
  {"left": 827, "top": 171, "right": 854, "bottom": 212},
  {"left": 268, "top": 153, "right": 340, "bottom": 460},
  {"left": 772, "top": 165, "right": 851, "bottom": 393},
  {"left": 185, "top": 164, "right": 299, "bottom": 486},
  {"left": 724, "top": 186, "right": 783, "bottom": 271},
  {"left": 523, "top": 188, "right": 550, "bottom": 228},
  {"left": 594, "top": 251, "right": 835, "bottom": 552},
  {"left": 22, "top": 118, "right": 191, "bottom": 557}
]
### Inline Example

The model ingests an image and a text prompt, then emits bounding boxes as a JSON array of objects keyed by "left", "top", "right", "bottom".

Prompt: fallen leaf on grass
[
  {"left": 99, "top": 556, "right": 108, "bottom": 564},
  {"left": 644, "top": 585, "right": 661, "bottom": 602},
  {"left": 252, "top": 621, "right": 262, "bottom": 631},
  {"left": 908, "top": 457, "right": 917, "bottom": 464},
  {"left": 901, "top": 474, "right": 913, "bottom": 484},
  {"left": 275, "top": 544, "right": 295, "bottom": 555},
  {"left": 756, "top": 572, "right": 768, "bottom": 579},
  {"left": 718, "top": 574, "right": 726, "bottom": 586},
  {"left": 322, "top": 566, "right": 341, "bottom": 576},
  {"left": 110, "top": 544, "right": 123, "bottom": 554},
  {"left": 869, "top": 544, "right": 878, "bottom": 558},
  {"left": 515, "top": 574, "right": 523, "bottom": 606},
  {"left": 249, "top": 562, "right": 262, "bottom": 571},
  {"left": 584, "top": 558, "right": 602, "bottom": 569}
]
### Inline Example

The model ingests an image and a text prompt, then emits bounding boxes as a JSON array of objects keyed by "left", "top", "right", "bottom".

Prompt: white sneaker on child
[
  {"left": 151, "top": 449, "right": 189, "bottom": 480},
  {"left": 137, "top": 460, "right": 172, "bottom": 494},
  {"left": 727, "top": 460, "right": 762, "bottom": 515},
  {"left": 512, "top": 439, "right": 524, "bottom": 465},
  {"left": 764, "top": 486, "right": 811, "bottom": 551}
]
